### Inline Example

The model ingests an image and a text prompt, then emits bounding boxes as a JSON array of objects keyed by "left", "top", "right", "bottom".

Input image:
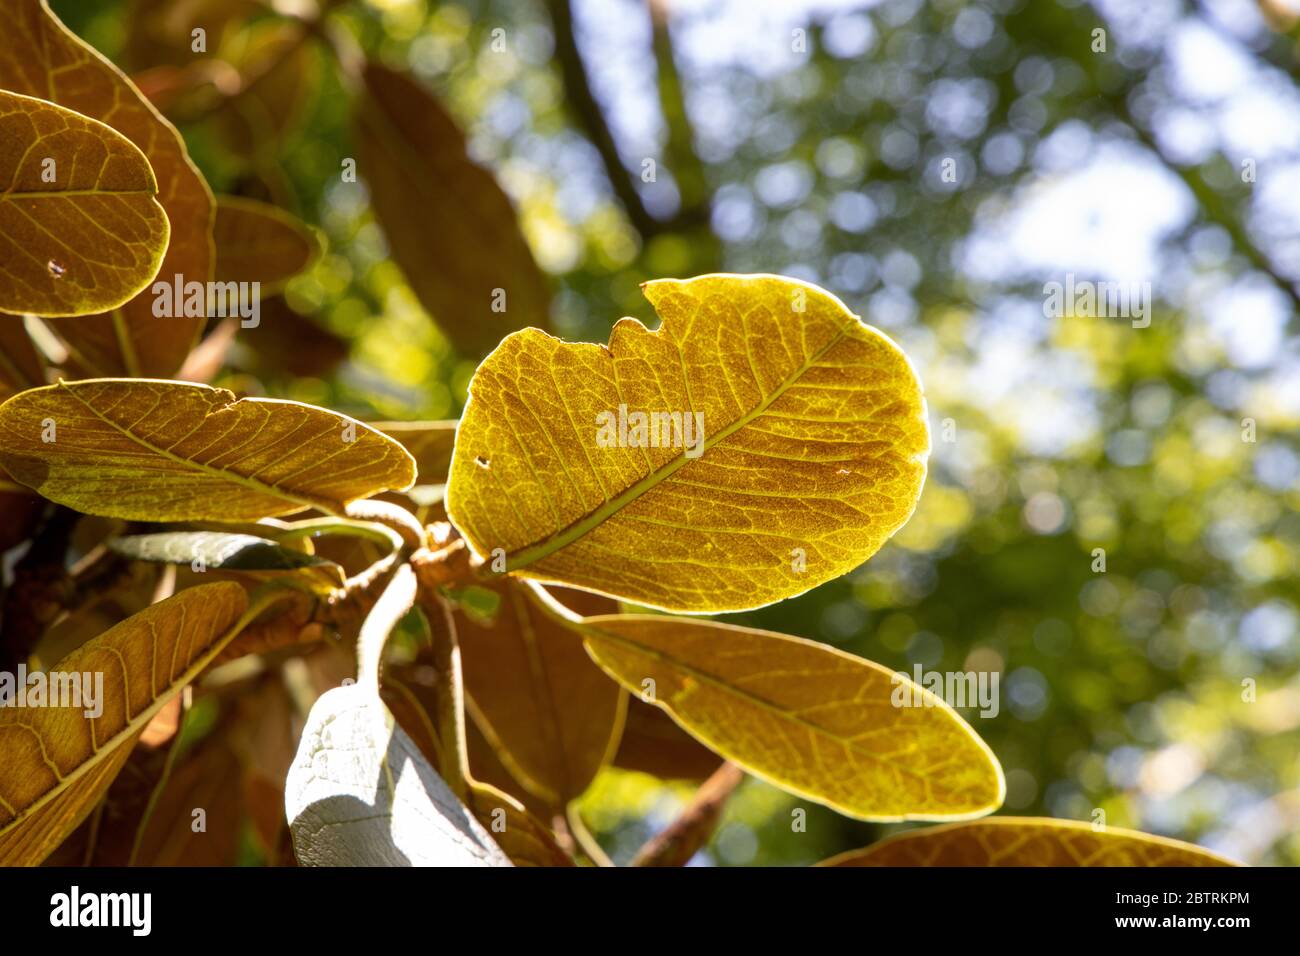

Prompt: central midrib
[
  {"left": 504, "top": 321, "right": 853, "bottom": 571},
  {"left": 61, "top": 383, "right": 340, "bottom": 515}
]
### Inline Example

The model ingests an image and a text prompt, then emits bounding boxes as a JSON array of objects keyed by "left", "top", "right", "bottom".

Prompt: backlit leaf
[
  {"left": 213, "top": 195, "right": 322, "bottom": 293},
  {"left": 0, "top": 582, "right": 249, "bottom": 865},
  {"left": 569, "top": 610, "right": 1004, "bottom": 821},
  {"left": 456, "top": 580, "right": 625, "bottom": 806},
  {"left": 818, "top": 818, "right": 1239, "bottom": 867},
  {"left": 0, "top": 0, "right": 215, "bottom": 376},
  {"left": 285, "top": 684, "right": 511, "bottom": 867},
  {"left": 0, "top": 89, "right": 168, "bottom": 317},
  {"left": 354, "top": 62, "right": 552, "bottom": 357},
  {"left": 0, "top": 379, "right": 417, "bottom": 521},
  {"left": 446, "top": 274, "right": 929, "bottom": 612}
]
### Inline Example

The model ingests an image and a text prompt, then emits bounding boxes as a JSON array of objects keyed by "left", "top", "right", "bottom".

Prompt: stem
[
  {"left": 415, "top": 593, "right": 470, "bottom": 803},
  {"left": 544, "top": 0, "right": 661, "bottom": 237},
  {"left": 630, "top": 761, "right": 745, "bottom": 867},
  {"left": 355, "top": 563, "right": 417, "bottom": 692},
  {"left": 566, "top": 803, "right": 615, "bottom": 867}
]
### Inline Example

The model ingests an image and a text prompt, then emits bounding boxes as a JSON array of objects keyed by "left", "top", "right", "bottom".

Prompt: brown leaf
[
  {"left": 213, "top": 196, "right": 322, "bottom": 293},
  {"left": 613, "top": 696, "right": 722, "bottom": 782},
  {"left": 0, "top": 582, "right": 250, "bottom": 865},
  {"left": 457, "top": 580, "right": 625, "bottom": 806},
  {"left": 0, "top": 0, "right": 215, "bottom": 376},
  {"left": 0, "top": 317, "right": 46, "bottom": 401},
  {"left": 354, "top": 62, "right": 551, "bottom": 357}
]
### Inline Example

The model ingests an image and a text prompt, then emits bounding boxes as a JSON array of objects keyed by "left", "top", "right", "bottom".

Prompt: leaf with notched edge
[
  {"left": 456, "top": 580, "right": 625, "bottom": 807},
  {"left": 818, "top": 818, "right": 1239, "bottom": 867},
  {"left": 354, "top": 62, "right": 552, "bottom": 357},
  {"left": 0, "top": 582, "right": 249, "bottom": 866},
  {"left": 0, "top": 90, "right": 169, "bottom": 317},
  {"left": 0, "top": 0, "right": 215, "bottom": 376},
  {"left": 0, "top": 379, "right": 417, "bottom": 521},
  {"left": 213, "top": 196, "right": 322, "bottom": 293},
  {"left": 568, "top": 611, "right": 1004, "bottom": 821},
  {"left": 447, "top": 274, "right": 930, "bottom": 613}
]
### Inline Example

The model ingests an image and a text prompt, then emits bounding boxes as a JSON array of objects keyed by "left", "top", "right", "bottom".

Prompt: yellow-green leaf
[
  {"left": 0, "top": 582, "right": 250, "bottom": 866},
  {"left": 564, "top": 607, "right": 1003, "bottom": 821},
  {"left": 354, "top": 62, "right": 552, "bottom": 357},
  {"left": 457, "top": 580, "right": 626, "bottom": 806},
  {"left": 0, "top": 379, "right": 417, "bottom": 521},
  {"left": 0, "top": 0, "right": 216, "bottom": 376},
  {"left": 446, "top": 274, "right": 929, "bottom": 613},
  {"left": 818, "top": 818, "right": 1240, "bottom": 867},
  {"left": 0, "top": 89, "right": 168, "bottom": 317},
  {"left": 213, "top": 195, "right": 322, "bottom": 293}
]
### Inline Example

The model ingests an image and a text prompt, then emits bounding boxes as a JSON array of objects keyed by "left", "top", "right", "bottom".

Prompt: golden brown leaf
[
  {"left": 383, "top": 677, "right": 573, "bottom": 866},
  {"left": 370, "top": 420, "right": 459, "bottom": 485},
  {"left": 0, "top": 379, "right": 417, "bottom": 521},
  {"left": 566, "top": 607, "right": 1004, "bottom": 821},
  {"left": 213, "top": 196, "right": 322, "bottom": 293},
  {"left": 0, "top": 0, "right": 215, "bottom": 375},
  {"left": 0, "top": 582, "right": 250, "bottom": 865},
  {"left": 354, "top": 62, "right": 552, "bottom": 357},
  {"left": 614, "top": 696, "right": 722, "bottom": 781},
  {"left": 446, "top": 274, "right": 930, "bottom": 612},
  {"left": 818, "top": 817, "right": 1240, "bottom": 867},
  {"left": 0, "top": 89, "right": 168, "bottom": 317},
  {"left": 457, "top": 580, "right": 625, "bottom": 806},
  {"left": 0, "top": 317, "right": 46, "bottom": 401}
]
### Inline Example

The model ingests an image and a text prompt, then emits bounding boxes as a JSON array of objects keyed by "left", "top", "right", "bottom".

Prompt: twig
[
  {"left": 545, "top": 0, "right": 662, "bottom": 237},
  {"left": 631, "top": 760, "right": 745, "bottom": 866},
  {"left": 566, "top": 803, "right": 615, "bottom": 867},
  {"left": 647, "top": 0, "right": 715, "bottom": 239},
  {"left": 415, "top": 592, "right": 469, "bottom": 803}
]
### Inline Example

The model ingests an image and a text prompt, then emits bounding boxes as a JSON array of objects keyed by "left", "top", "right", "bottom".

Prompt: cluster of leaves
[{"left": 0, "top": 0, "right": 1245, "bottom": 867}]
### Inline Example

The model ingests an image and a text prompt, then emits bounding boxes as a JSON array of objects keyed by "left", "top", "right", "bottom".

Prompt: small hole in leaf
[
  {"left": 475, "top": 455, "right": 490, "bottom": 469},
  {"left": 47, "top": 260, "right": 65, "bottom": 278}
]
